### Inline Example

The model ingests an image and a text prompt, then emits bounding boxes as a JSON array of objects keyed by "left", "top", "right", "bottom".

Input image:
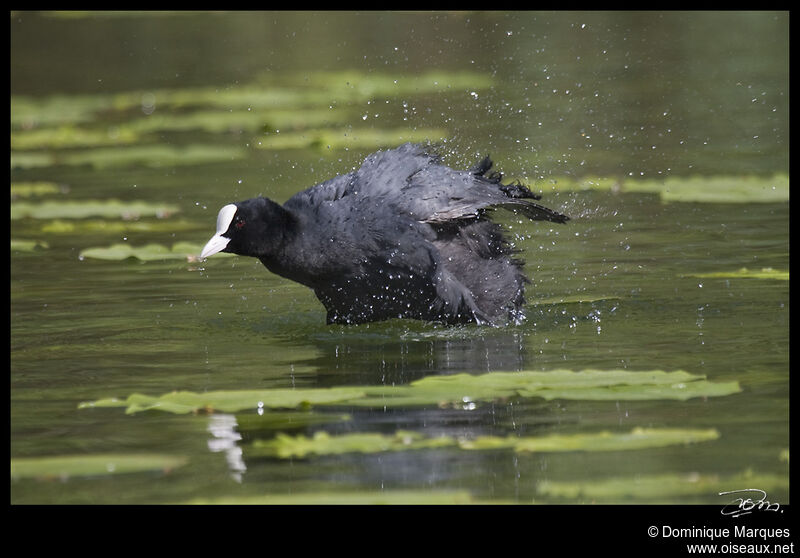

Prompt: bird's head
[{"left": 201, "top": 197, "right": 288, "bottom": 259}]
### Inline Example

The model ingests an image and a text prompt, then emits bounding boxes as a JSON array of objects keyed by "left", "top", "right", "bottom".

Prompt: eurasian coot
[{"left": 201, "top": 143, "right": 568, "bottom": 325}]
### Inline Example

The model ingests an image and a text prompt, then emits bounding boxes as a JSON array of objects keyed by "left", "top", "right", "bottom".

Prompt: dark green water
[{"left": 11, "top": 11, "right": 788, "bottom": 505}]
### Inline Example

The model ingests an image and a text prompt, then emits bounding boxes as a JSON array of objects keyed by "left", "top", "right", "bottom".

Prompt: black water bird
[{"left": 201, "top": 143, "right": 568, "bottom": 325}]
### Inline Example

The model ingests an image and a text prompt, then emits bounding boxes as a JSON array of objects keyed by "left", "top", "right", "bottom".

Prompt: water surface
[{"left": 11, "top": 11, "right": 789, "bottom": 505}]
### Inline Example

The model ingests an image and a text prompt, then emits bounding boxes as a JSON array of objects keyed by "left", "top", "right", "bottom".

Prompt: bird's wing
[
  {"left": 347, "top": 143, "right": 435, "bottom": 197},
  {"left": 355, "top": 143, "right": 568, "bottom": 224},
  {"left": 287, "top": 143, "right": 568, "bottom": 224},
  {"left": 403, "top": 162, "right": 569, "bottom": 224},
  {"left": 285, "top": 143, "right": 432, "bottom": 209}
]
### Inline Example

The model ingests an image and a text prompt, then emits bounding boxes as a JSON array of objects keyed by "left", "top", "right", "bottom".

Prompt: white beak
[
  {"left": 200, "top": 204, "right": 237, "bottom": 259},
  {"left": 200, "top": 234, "right": 231, "bottom": 259}
]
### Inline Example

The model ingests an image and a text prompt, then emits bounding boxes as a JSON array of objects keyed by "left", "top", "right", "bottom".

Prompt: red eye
[{"left": 235, "top": 219, "right": 245, "bottom": 229}]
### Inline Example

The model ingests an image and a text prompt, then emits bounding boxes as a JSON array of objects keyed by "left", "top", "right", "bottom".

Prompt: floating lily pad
[
  {"left": 11, "top": 93, "right": 116, "bottom": 128},
  {"left": 536, "top": 470, "right": 789, "bottom": 503},
  {"left": 41, "top": 218, "right": 198, "bottom": 234},
  {"left": 251, "top": 430, "right": 455, "bottom": 459},
  {"left": 512, "top": 427, "right": 719, "bottom": 452},
  {"left": 78, "top": 241, "right": 234, "bottom": 262},
  {"left": 351, "top": 369, "right": 741, "bottom": 407},
  {"left": 126, "top": 107, "right": 351, "bottom": 135},
  {"left": 80, "top": 386, "right": 368, "bottom": 415},
  {"left": 11, "top": 181, "right": 66, "bottom": 199},
  {"left": 532, "top": 294, "right": 622, "bottom": 306},
  {"left": 654, "top": 175, "right": 789, "bottom": 203},
  {"left": 9, "top": 151, "right": 52, "bottom": 169},
  {"left": 11, "top": 239, "right": 49, "bottom": 251},
  {"left": 250, "top": 427, "right": 719, "bottom": 459},
  {"left": 11, "top": 88, "right": 305, "bottom": 129},
  {"left": 112, "top": 84, "right": 332, "bottom": 113},
  {"left": 10, "top": 453, "right": 187, "bottom": 480},
  {"left": 254, "top": 127, "right": 447, "bottom": 151},
  {"left": 11, "top": 144, "right": 247, "bottom": 170},
  {"left": 532, "top": 173, "right": 789, "bottom": 203},
  {"left": 519, "top": 381, "right": 742, "bottom": 402},
  {"left": 79, "top": 369, "right": 741, "bottom": 415},
  {"left": 186, "top": 490, "right": 477, "bottom": 505},
  {"left": 688, "top": 267, "right": 788, "bottom": 281},
  {"left": 11, "top": 124, "right": 140, "bottom": 150},
  {"left": 11, "top": 70, "right": 491, "bottom": 131},
  {"left": 79, "top": 242, "right": 210, "bottom": 262},
  {"left": 11, "top": 199, "right": 179, "bottom": 220}
]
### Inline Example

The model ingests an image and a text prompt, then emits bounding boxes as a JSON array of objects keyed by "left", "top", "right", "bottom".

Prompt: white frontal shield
[{"left": 200, "top": 204, "right": 237, "bottom": 258}]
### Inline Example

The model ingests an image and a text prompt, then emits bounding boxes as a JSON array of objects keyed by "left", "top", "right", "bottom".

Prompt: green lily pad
[
  {"left": 41, "top": 218, "right": 198, "bottom": 234},
  {"left": 79, "top": 386, "right": 368, "bottom": 415},
  {"left": 126, "top": 107, "right": 351, "bottom": 135},
  {"left": 11, "top": 181, "right": 66, "bottom": 199},
  {"left": 112, "top": 84, "right": 331, "bottom": 113},
  {"left": 11, "top": 199, "right": 179, "bottom": 220},
  {"left": 79, "top": 369, "right": 741, "bottom": 415},
  {"left": 254, "top": 127, "right": 447, "bottom": 151},
  {"left": 11, "top": 70, "right": 491, "bottom": 131},
  {"left": 11, "top": 239, "right": 49, "bottom": 251},
  {"left": 688, "top": 267, "right": 788, "bottom": 281},
  {"left": 79, "top": 242, "right": 210, "bottom": 262},
  {"left": 518, "top": 379, "right": 744, "bottom": 402},
  {"left": 8, "top": 151, "right": 52, "bottom": 169},
  {"left": 536, "top": 470, "right": 789, "bottom": 503},
  {"left": 10, "top": 86, "right": 326, "bottom": 131},
  {"left": 11, "top": 453, "right": 187, "bottom": 480},
  {"left": 251, "top": 430, "right": 455, "bottom": 459},
  {"left": 533, "top": 173, "right": 789, "bottom": 204},
  {"left": 352, "top": 369, "right": 741, "bottom": 407},
  {"left": 185, "top": 490, "right": 478, "bottom": 505},
  {"left": 510, "top": 427, "right": 719, "bottom": 452},
  {"left": 531, "top": 295, "right": 622, "bottom": 306},
  {"left": 11, "top": 124, "right": 140, "bottom": 150},
  {"left": 11, "top": 144, "right": 247, "bottom": 170},
  {"left": 11, "top": 93, "right": 116, "bottom": 128},
  {"left": 653, "top": 175, "right": 789, "bottom": 203},
  {"left": 249, "top": 427, "right": 718, "bottom": 459}
]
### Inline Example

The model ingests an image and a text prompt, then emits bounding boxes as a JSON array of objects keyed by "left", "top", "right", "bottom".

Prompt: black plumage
[{"left": 201, "top": 143, "right": 568, "bottom": 325}]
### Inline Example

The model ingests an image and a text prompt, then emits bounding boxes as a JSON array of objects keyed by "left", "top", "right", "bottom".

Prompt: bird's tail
[{"left": 472, "top": 154, "right": 569, "bottom": 224}]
